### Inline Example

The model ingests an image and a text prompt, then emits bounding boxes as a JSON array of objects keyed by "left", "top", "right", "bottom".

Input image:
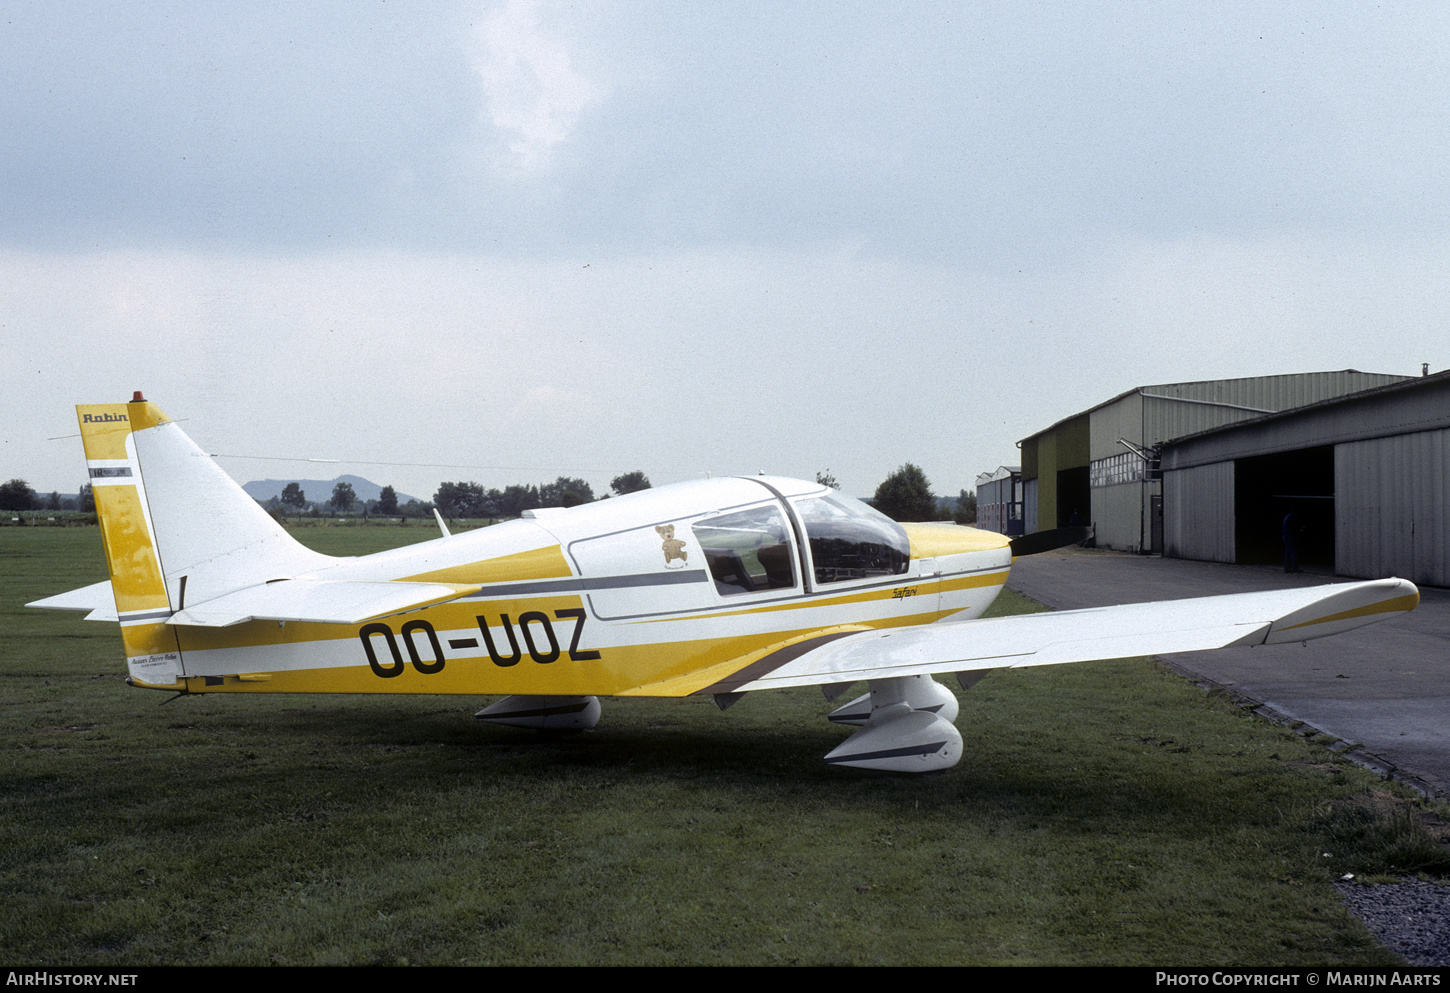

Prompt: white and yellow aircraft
[{"left": 31, "top": 395, "right": 1421, "bottom": 773}]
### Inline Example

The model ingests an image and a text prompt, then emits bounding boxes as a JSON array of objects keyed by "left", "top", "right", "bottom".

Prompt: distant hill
[{"left": 242, "top": 475, "right": 421, "bottom": 506}]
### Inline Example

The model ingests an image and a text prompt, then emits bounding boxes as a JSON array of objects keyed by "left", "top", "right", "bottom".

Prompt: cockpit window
[
  {"left": 691, "top": 504, "right": 796, "bottom": 596},
  {"left": 793, "top": 492, "right": 910, "bottom": 584}
]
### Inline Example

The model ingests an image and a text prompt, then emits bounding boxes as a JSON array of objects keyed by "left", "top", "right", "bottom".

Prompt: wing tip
[{"left": 1265, "top": 577, "right": 1420, "bottom": 643}]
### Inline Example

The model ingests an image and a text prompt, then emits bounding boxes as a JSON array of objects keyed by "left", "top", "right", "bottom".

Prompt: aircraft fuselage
[{"left": 139, "top": 476, "right": 1011, "bottom": 698}]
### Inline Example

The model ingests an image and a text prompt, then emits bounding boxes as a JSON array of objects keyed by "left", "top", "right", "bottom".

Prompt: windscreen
[{"left": 793, "top": 492, "right": 910, "bottom": 585}]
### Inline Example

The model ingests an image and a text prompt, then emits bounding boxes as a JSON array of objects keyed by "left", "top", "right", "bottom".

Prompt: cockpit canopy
[{"left": 690, "top": 488, "right": 910, "bottom": 595}]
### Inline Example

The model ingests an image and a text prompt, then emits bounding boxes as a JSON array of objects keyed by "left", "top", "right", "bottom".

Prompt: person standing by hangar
[{"left": 1282, "top": 506, "right": 1301, "bottom": 573}]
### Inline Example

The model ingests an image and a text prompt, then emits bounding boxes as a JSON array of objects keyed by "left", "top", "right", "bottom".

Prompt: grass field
[{"left": 2, "top": 525, "right": 1442, "bottom": 965}]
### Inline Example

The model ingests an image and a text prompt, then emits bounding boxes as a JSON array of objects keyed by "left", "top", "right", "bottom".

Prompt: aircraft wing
[{"left": 706, "top": 578, "right": 1419, "bottom": 694}]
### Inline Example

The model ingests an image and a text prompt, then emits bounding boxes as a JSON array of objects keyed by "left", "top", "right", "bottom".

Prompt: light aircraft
[{"left": 31, "top": 394, "right": 1420, "bottom": 773}]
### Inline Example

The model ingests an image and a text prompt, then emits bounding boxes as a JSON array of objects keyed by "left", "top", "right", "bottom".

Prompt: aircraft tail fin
[{"left": 77, "top": 394, "right": 333, "bottom": 625}]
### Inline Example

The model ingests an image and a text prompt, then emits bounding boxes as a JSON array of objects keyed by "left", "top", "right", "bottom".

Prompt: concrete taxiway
[{"left": 1006, "top": 547, "right": 1450, "bottom": 796}]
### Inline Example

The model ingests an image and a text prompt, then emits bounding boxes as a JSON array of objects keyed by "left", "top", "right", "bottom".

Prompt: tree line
[
  {"left": 432, "top": 471, "right": 653, "bottom": 518},
  {"left": 0, "top": 479, "right": 94, "bottom": 513},
  {"left": 266, "top": 471, "right": 654, "bottom": 521},
  {"left": 270, "top": 481, "right": 422, "bottom": 519}
]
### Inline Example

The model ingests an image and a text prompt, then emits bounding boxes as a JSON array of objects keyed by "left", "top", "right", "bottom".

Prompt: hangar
[
  {"left": 1009, "top": 371, "right": 1409, "bottom": 552},
  {"left": 975, "top": 466, "right": 1024, "bottom": 536},
  {"left": 1160, "top": 369, "right": 1450, "bottom": 587}
]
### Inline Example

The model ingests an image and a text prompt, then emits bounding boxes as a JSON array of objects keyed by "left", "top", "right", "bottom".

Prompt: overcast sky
[{"left": 3, "top": 1, "right": 1447, "bottom": 501}]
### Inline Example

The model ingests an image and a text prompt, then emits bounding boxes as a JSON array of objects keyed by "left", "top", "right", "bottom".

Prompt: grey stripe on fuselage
[{"left": 461, "top": 569, "right": 710, "bottom": 601}]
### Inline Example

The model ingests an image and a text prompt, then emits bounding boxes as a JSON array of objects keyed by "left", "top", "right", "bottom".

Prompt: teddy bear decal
[{"left": 655, "top": 524, "right": 688, "bottom": 567}]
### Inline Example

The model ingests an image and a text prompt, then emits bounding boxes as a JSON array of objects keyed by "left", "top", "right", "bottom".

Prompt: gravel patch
[{"left": 1337, "top": 879, "right": 1450, "bottom": 966}]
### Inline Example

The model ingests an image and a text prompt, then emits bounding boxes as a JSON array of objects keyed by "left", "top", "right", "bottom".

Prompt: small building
[
  {"left": 1160, "top": 369, "right": 1450, "bottom": 587},
  {"left": 975, "top": 466, "right": 1024, "bottom": 536},
  {"left": 1017, "top": 371, "right": 1409, "bottom": 553}
]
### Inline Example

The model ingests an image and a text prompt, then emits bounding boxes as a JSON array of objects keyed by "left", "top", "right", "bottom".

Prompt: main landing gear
[
  {"left": 821, "top": 675, "right": 962, "bottom": 773},
  {"left": 475, "top": 674, "right": 968, "bottom": 774}
]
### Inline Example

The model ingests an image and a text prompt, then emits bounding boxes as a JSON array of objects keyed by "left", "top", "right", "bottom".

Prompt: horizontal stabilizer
[
  {"left": 720, "top": 578, "right": 1419, "bottom": 693},
  {"left": 167, "top": 579, "right": 482, "bottom": 627},
  {"left": 27, "top": 580, "right": 119, "bottom": 622}
]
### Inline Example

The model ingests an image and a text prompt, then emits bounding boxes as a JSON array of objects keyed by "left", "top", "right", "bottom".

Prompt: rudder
[{"left": 78, "top": 396, "right": 181, "bottom": 684}]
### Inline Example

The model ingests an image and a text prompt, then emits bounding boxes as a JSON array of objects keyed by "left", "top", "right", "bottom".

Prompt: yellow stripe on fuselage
[
  {"left": 618, "top": 621, "right": 897, "bottom": 698},
  {"left": 402, "top": 544, "right": 573, "bottom": 586},
  {"left": 939, "top": 570, "right": 1009, "bottom": 592}
]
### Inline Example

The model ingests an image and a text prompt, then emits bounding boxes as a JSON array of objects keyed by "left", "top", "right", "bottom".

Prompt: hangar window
[
  {"left": 793, "top": 493, "right": 911, "bottom": 585},
  {"left": 1090, "top": 453, "right": 1144, "bottom": 487},
  {"left": 692, "top": 505, "right": 796, "bottom": 596}
]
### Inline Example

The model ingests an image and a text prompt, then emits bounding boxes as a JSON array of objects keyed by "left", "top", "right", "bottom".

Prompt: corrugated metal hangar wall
[
  {"left": 1159, "top": 371, "right": 1450, "bottom": 587},
  {"left": 1016, "top": 371, "right": 1406, "bottom": 553},
  {"left": 975, "top": 466, "right": 1024, "bottom": 536}
]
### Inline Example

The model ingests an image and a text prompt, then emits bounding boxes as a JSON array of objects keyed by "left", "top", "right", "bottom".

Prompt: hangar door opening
[
  {"left": 1056, "top": 465, "right": 1089, "bottom": 528},
  {"left": 1233, "top": 446, "right": 1334, "bottom": 570}
]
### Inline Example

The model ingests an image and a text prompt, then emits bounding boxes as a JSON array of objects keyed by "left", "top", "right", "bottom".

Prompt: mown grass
[{"left": 2, "top": 526, "right": 1441, "bottom": 965}]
